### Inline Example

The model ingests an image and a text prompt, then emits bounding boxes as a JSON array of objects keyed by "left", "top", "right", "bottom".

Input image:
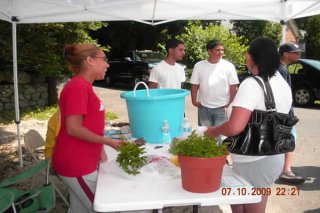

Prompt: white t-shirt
[
  {"left": 149, "top": 60, "right": 186, "bottom": 89},
  {"left": 230, "top": 72, "right": 292, "bottom": 163},
  {"left": 190, "top": 59, "right": 239, "bottom": 108}
]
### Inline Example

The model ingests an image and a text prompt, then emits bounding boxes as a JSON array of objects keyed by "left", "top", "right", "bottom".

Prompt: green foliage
[
  {"left": 116, "top": 143, "right": 147, "bottom": 175},
  {"left": 169, "top": 131, "right": 228, "bottom": 158},
  {"left": 177, "top": 21, "right": 248, "bottom": 72},
  {"left": 0, "top": 21, "right": 107, "bottom": 77},
  {"left": 288, "top": 63, "right": 303, "bottom": 74},
  {"left": 305, "top": 15, "right": 320, "bottom": 59},
  {"left": 94, "top": 20, "right": 220, "bottom": 56},
  {"left": 96, "top": 21, "right": 189, "bottom": 57},
  {"left": 0, "top": 106, "right": 58, "bottom": 124},
  {"left": 105, "top": 111, "right": 118, "bottom": 121},
  {"left": 22, "top": 106, "right": 58, "bottom": 120},
  {"left": 231, "top": 20, "right": 281, "bottom": 45},
  {"left": 0, "top": 105, "right": 118, "bottom": 124}
]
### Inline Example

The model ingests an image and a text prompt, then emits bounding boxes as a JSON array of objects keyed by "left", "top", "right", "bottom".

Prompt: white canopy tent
[
  {"left": 1, "top": 0, "right": 320, "bottom": 167},
  {"left": 1, "top": 0, "right": 320, "bottom": 24}
]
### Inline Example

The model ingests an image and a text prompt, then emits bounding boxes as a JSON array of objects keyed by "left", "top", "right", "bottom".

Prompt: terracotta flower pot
[{"left": 178, "top": 155, "right": 226, "bottom": 193}]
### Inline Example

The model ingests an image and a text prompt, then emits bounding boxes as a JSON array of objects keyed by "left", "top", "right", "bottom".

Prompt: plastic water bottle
[
  {"left": 182, "top": 118, "right": 192, "bottom": 139},
  {"left": 161, "top": 120, "right": 171, "bottom": 144}
]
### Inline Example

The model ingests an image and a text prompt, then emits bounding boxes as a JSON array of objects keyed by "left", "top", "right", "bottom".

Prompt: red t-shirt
[{"left": 52, "top": 76, "right": 104, "bottom": 177}]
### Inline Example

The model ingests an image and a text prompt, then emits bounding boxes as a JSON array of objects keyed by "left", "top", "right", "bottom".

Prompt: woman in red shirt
[{"left": 52, "top": 44, "right": 126, "bottom": 213}]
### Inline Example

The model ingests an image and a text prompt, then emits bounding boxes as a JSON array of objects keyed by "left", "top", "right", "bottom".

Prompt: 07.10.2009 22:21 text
[{"left": 221, "top": 187, "right": 300, "bottom": 196}]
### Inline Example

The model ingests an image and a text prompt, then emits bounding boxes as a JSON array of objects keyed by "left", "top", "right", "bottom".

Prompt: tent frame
[{"left": 2, "top": 0, "right": 320, "bottom": 167}]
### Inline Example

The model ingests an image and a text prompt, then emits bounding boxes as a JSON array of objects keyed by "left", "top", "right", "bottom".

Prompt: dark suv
[
  {"left": 237, "top": 59, "right": 320, "bottom": 107},
  {"left": 104, "top": 50, "right": 163, "bottom": 88},
  {"left": 288, "top": 59, "right": 320, "bottom": 107}
]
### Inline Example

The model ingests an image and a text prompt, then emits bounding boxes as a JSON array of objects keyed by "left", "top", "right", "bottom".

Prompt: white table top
[{"left": 94, "top": 145, "right": 261, "bottom": 212}]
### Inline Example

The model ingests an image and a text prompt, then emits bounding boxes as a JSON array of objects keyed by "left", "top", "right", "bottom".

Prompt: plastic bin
[{"left": 120, "top": 82, "right": 190, "bottom": 143}]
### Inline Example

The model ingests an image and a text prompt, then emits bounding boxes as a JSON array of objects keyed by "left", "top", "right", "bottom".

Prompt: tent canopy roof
[{"left": 1, "top": 0, "right": 320, "bottom": 25}]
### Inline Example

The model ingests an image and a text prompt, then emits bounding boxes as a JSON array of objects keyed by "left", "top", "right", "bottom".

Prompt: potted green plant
[{"left": 169, "top": 131, "right": 228, "bottom": 193}]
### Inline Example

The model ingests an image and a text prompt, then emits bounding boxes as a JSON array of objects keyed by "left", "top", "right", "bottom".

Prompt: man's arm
[
  {"left": 227, "top": 84, "right": 238, "bottom": 107},
  {"left": 190, "top": 84, "right": 201, "bottom": 107}
]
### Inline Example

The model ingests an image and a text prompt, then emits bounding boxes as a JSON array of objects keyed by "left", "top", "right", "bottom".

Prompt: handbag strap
[{"left": 251, "top": 76, "right": 276, "bottom": 110}]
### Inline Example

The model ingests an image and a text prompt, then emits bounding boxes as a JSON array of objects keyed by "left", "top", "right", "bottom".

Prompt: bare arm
[
  {"left": 148, "top": 81, "right": 158, "bottom": 89},
  {"left": 190, "top": 84, "right": 201, "bottom": 107},
  {"left": 228, "top": 84, "right": 238, "bottom": 106},
  {"left": 205, "top": 106, "right": 251, "bottom": 138},
  {"left": 66, "top": 115, "right": 124, "bottom": 150}
]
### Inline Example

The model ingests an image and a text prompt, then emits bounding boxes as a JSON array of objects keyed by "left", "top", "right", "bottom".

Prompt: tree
[
  {"left": 178, "top": 21, "right": 248, "bottom": 74},
  {"left": 91, "top": 20, "right": 221, "bottom": 57},
  {"left": 0, "top": 21, "right": 106, "bottom": 104},
  {"left": 304, "top": 15, "right": 320, "bottom": 59},
  {"left": 231, "top": 20, "right": 282, "bottom": 45},
  {"left": 92, "top": 21, "right": 189, "bottom": 57},
  {"left": 0, "top": 21, "right": 106, "bottom": 76}
]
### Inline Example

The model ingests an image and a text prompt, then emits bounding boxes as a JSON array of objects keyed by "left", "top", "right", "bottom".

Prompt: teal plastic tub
[{"left": 120, "top": 84, "right": 190, "bottom": 144}]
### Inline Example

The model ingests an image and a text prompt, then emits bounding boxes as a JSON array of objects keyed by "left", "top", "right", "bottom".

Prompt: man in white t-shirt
[
  {"left": 148, "top": 39, "right": 186, "bottom": 89},
  {"left": 190, "top": 40, "right": 239, "bottom": 132}
]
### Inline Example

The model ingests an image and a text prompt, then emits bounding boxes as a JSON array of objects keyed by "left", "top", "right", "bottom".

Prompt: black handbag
[{"left": 223, "top": 76, "right": 299, "bottom": 156}]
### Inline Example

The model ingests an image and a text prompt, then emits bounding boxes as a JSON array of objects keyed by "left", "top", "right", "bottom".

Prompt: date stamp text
[{"left": 221, "top": 187, "right": 300, "bottom": 196}]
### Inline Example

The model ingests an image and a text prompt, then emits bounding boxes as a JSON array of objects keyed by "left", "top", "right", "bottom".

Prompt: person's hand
[
  {"left": 104, "top": 138, "right": 127, "bottom": 150},
  {"left": 111, "top": 139, "right": 127, "bottom": 150},
  {"left": 204, "top": 127, "right": 219, "bottom": 138},
  {"left": 191, "top": 100, "right": 202, "bottom": 108}
]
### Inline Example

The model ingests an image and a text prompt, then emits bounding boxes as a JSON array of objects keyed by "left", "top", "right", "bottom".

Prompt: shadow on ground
[
  {"left": 275, "top": 166, "right": 320, "bottom": 191},
  {"left": 304, "top": 208, "right": 320, "bottom": 213},
  {"left": 0, "top": 126, "right": 17, "bottom": 144},
  {"left": 294, "top": 102, "right": 320, "bottom": 110}
]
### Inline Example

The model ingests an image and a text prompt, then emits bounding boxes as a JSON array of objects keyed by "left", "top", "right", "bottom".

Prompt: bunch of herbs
[{"left": 116, "top": 143, "right": 147, "bottom": 175}]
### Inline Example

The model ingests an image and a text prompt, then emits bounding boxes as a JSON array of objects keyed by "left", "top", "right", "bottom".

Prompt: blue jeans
[
  {"left": 291, "top": 126, "right": 297, "bottom": 143},
  {"left": 198, "top": 106, "right": 227, "bottom": 144},
  {"left": 198, "top": 105, "right": 227, "bottom": 126}
]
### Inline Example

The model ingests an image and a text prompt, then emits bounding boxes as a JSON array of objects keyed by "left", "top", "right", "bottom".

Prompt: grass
[
  {"left": 0, "top": 106, "right": 58, "bottom": 124},
  {"left": 0, "top": 106, "right": 118, "bottom": 124},
  {"left": 105, "top": 111, "right": 118, "bottom": 120}
]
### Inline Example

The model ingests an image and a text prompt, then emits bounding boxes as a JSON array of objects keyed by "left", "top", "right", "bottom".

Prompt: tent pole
[{"left": 12, "top": 20, "right": 23, "bottom": 167}]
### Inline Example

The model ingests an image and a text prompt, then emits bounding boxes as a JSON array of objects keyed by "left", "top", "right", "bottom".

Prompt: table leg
[{"left": 193, "top": 205, "right": 199, "bottom": 213}]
